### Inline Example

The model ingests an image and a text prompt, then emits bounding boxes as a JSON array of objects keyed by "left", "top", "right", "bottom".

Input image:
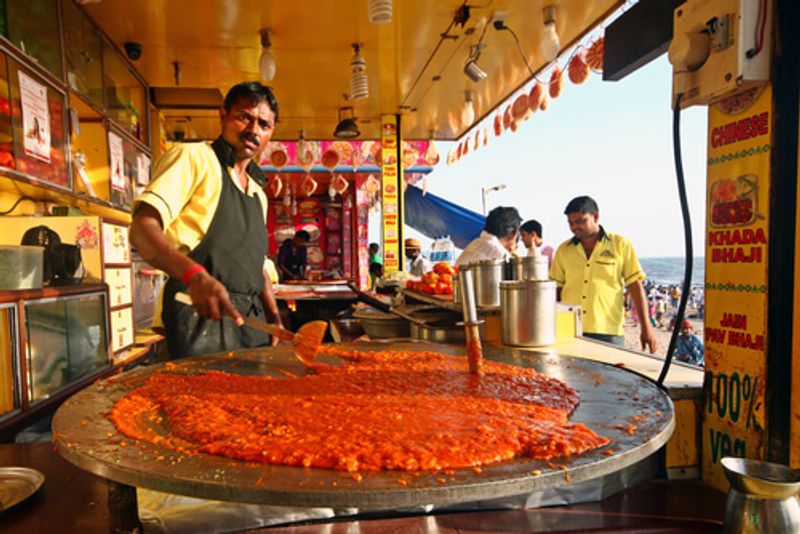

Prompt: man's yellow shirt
[{"left": 549, "top": 228, "right": 645, "bottom": 336}]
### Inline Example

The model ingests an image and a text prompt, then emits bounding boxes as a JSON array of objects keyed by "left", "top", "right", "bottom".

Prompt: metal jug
[
  {"left": 499, "top": 279, "right": 556, "bottom": 347},
  {"left": 721, "top": 457, "right": 800, "bottom": 533},
  {"left": 469, "top": 259, "right": 504, "bottom": 308}
]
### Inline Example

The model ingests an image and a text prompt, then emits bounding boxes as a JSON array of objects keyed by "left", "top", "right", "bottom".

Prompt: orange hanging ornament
[
  {"left": 549, "top": 65, "right": 563, "bottom": 99},
  {"left": 586, "top": 37, "right": 605, "bottom": 72}
]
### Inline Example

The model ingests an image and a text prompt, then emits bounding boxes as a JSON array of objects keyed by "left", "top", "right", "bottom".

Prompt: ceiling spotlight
[
  {"left": 464, "top": 45, "right": 487, "bottom": 82},
  {"left": 540, "top": 6, "right": 560, "bottom": 63},
  {"left": 350, "top": 43, "right": 369, "bottom": 100},
  {"left": 461, "top": 90, "right": 475, "bottom": 127},
  {"left": 368, "top": 0, "right": 393, "bottom": 24},
  {"left": 334, "top": 107, "right": 360, "bottom": 139},
  {"left": 259, "top": 29, "right": 276, "bottom": 81}
]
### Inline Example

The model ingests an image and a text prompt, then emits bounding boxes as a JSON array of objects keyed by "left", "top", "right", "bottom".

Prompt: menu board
[
  {"left": 703, "top": 84, "right": 771, "bottom": 490},
  {"left": 380, "top": 115, "right": 402, "bottom": 273}
]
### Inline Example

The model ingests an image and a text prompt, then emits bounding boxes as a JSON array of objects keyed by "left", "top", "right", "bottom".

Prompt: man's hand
[
  {"left": 187, "top": 271, "right": 243, "bottom": 325},
  {"left": 640, "top": 324, "right": 657, "bottom": 354}
]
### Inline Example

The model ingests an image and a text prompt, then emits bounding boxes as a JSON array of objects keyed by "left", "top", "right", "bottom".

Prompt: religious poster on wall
[
  {"left": 108, "top": 132, "right": 125, "bottom": 192},
  {"left": 703, "top": 84, "right": 771, "bottom": 490},
  {"left": 18, "top": 71, "right": 50, "bottom": 163}
]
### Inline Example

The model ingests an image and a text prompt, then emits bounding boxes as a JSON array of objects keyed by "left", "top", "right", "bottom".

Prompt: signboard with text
[
  {"left": 703, "top": 84, "right": 771, "bottom": 490},
  {"left": 380, "top": 115, "right": 402, "bottom": 273}
]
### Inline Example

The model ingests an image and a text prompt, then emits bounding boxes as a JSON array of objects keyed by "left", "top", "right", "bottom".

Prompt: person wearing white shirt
[
  {"left": 456, "top": 206, "right": 522, "bottom": 266},
  {"left": 520, "top": 219, "right": 555, "bottom": 267},
  {"left": 405, "top": 238, "right": 431, "bottom": 275}
]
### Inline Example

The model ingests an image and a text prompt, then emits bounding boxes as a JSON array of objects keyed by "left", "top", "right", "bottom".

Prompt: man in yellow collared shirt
[
  {"left": 130, "top": 82, "right": 282, "bottom": 358},
  {"left": 549, "top": 196, "right": 656, "bottom": 353}
]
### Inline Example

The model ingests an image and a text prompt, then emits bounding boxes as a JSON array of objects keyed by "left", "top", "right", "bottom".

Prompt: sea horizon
[{"left": 638, "top": 256, "right": 705, "bottom": 287}]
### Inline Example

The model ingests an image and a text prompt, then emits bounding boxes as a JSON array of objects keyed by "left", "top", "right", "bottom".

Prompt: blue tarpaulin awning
[{"left": 404, "top": 185, "right": 485, "bottom": 250}]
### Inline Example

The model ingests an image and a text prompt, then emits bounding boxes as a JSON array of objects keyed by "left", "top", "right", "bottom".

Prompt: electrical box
[{"left": 668, "top": 0, "right": 771, "bottom": 109}]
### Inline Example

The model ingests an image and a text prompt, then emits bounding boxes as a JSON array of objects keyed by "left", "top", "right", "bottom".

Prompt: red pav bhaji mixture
[{"left": 109, "top": 349, "right": 610, "bottom": 472}]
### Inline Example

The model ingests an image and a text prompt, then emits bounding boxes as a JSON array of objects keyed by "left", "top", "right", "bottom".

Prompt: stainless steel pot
[
  {"left": 469, "top": 259, "right": 504, "bottom": 308},
  {"left": 509, "top": 255, "right": 549, "bottom": 281},
  {"left": 500, "top": 279, "right": 556, "bottom": 346},
  {"left": 412, "top": 319, "right": 467, "bottom": 344},
  {"left": 721, "top": 457, "right": 800, "bottom": 533},
  {"left": 452, "top": 272, "right": 461, "bottom": 304}
]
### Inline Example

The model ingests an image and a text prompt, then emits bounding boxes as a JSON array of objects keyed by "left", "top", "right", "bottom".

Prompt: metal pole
[{"left": 481, "top": 187, "right": 487, "bottom": 215}]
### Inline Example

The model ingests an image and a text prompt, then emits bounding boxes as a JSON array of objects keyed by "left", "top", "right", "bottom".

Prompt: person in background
[
  {"left": 675, "top": 320, "right": 704, "bottom": 365},
  {"left": 130, "top": 81, "right": 282, "bottom": 358},
  {"left": 520, "top": 219, "right": 555, "bottom": 266},
  {"left": 263, "top": 256, "right": 279, "bottom": 286},
  {"left": 368, "top": 242, "right": 383, "bottom": 287},
  {"left": 456, "top": 206, "right": 522, "bottom": 266},
  {"left": 549, "top": 196, "right": 657, "bottom": 352},
  {"left": 277, "top": 230, "right": 311, "bottom": 281},
  {"left": 369, "top": 242, "right": 382, "bottom": 266},
  {"left": 405, "top": 238, "right": 431, "bottom": 276},
  {"left": 369, "top": 261, "right": 384, "bottom": 289}
]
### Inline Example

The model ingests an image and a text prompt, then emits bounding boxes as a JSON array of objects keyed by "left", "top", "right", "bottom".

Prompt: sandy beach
[{"left": 623, "top": 306, "right": 704, "bottom": 357}]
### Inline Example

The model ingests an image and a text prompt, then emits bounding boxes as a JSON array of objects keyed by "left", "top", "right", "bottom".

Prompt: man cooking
[
  {"left": 130, "top": 81, "right": 283, "bottom": 358},
  {"left": 405, "top": 238, "right": 430, "bottom": 276},
  {"left": 549, "top": 196, "right": 657, "bottom": 353},
  {"left": 456, "top": 206, "right": 522, "bottom": 265}
]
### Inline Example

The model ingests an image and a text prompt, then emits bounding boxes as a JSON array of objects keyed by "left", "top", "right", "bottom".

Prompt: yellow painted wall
[{"left": 667, "top": 398, "right": 700, "bottom": 469}]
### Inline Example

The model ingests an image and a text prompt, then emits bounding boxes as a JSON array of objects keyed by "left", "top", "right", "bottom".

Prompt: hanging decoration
[
  {"left": 586, "top": 37, "right": 604, "bottom": 72},
  {"left": 282, "top": 183, "right": 292, "bottom": 207},
  {"left": 549, "top": 65, "right": 564, "bottom": 99},
  {"left": 268, "top": 142, "right": 288, "bottom": 169},
  {"left": 512, "top": 93, "right": 530, "bottom": 122},
  {"left": 493, "top": 113, "right": 503, "bottom": 137},
  {"left": 332, "top": 173, "right": 349, "bottom": 196},
  {"left": 424, "top": 140, "right": 440, "bottom": 166},
  {"left": 528, "top": 82, "right": 544, "bottom": 112},
  {"left": 449, "top": 29, "right": 606, "bottom": 166},
  {"left": 321, "top": 148, "right": 340, "bottom": 170},
  {"left": 539, "top": 93, "right": 549, "bottom": 111},
  {"left": 269, "top": 174, "right": 283, "bottom": 197},
  {"left": 568, "top": 50, "right": 590, "bottom": 84},
  {"left": 299, "top": 175, "right": 318, "bottom": 197}
]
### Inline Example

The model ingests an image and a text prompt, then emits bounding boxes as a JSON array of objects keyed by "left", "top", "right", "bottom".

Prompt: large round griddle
[{"left": 52, "top": 342, "right": 674, "bottom": 509}]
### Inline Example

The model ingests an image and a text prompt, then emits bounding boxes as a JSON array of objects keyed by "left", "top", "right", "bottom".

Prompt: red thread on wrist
[{"left": 182, "top": 264, "right": 207, "bottom": 285}]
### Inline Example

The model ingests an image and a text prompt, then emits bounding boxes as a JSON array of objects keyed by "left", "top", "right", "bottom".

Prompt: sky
[{"left": 386, "top": 55, "right": 710, "bottom": 258}]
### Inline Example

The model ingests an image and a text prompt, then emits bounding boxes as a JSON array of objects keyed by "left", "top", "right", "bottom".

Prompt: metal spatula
[{"left": 243, "top": 317, "right": 327, "bottom": 367}]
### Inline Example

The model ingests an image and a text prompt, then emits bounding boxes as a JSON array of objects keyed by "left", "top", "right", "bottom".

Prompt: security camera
[{"left": 124, "top": 42, "right": 143, "bottom": 61}]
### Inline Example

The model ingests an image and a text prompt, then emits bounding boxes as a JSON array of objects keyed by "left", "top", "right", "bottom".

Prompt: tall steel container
[
  {"left": 469, "top": 259, "right": 504, "bottom": 308},
  {"left": 500, "top": 279, "right": 556, "bottom": 346},
  {"left": 509, "top": 255, "right": 549, "bottom": 281}
]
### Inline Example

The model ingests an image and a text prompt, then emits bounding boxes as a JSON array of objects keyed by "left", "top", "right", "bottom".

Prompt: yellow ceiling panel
[{"left": 83, "top": 0, "right": 621, "bottom": 141}]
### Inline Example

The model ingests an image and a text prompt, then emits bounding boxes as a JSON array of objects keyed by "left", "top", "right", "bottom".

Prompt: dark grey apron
[{"left": 162, "top": 138, "right": 270, "bottom": 358}]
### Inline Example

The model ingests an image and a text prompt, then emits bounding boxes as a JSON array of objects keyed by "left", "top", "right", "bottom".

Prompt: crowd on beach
[{"left": 624, "top": 281, "right": 705, "bottom": 365}]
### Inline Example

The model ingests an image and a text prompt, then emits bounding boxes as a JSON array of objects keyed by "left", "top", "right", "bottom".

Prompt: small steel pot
[
  {"left": 413, "top": 319, "right": 467, "bottom": 344},
  {"left": 509, "top": 255, "right": 549, "bottom": 281},
  {"left": 500, "top": 279, "right": 556, "bottom": 346},
  {"left": 469, "top": 259, "right": 504, "bottom": 308}
]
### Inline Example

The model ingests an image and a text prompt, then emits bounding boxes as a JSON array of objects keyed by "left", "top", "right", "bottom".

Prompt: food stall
[{"left": 0, "top": 0, "right": 798, "bottom": 532}]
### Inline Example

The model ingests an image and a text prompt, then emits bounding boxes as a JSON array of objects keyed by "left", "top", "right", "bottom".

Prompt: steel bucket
[
  {"left": 721, "top": 457, "right": 800, "bottom": 533},
  {"left": 500, "top": 279, "right": 556, "bottom": 347},
  {"left": 509, "top": 255, "right": 549, "bottom": 281},
  {"left": 469, "top": 259, "right": 504, "bottom": 308}
]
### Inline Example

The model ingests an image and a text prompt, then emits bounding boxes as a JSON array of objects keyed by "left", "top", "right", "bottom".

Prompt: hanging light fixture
[
  {"left": 333, "top": 107, "right": 361, "bottom": 139},
  {"left": 464, "top": 44, "right": 487, "bottom": 82},
  {"left": 259, "top": 29, "right": 276, "bottom": 81},
  {"left": 540, "top": 6, "right": 560, "bottom": 63},
  {"left": 368, "top": 0, "right": 392, "bottom": 24},
  {"left": 349, "top": 43, "right": 369, "bottom": 100},
  {"left": 461, "top": 90, "right": 475, "bottom": 128}
]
